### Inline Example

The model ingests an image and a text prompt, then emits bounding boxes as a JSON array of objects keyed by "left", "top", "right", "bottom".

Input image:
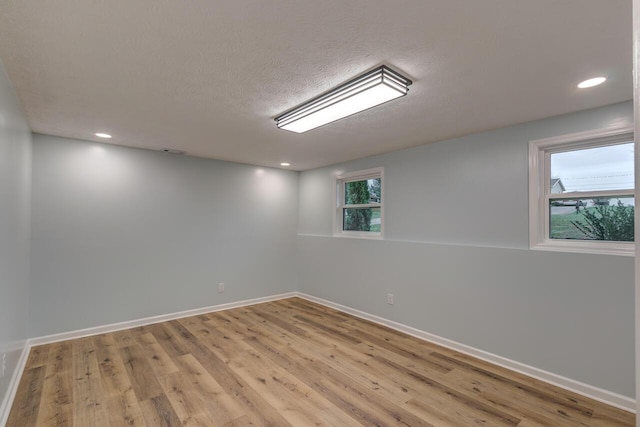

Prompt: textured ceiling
[{"left": 0, "top": 0, "right": 632, "bottom": 170}]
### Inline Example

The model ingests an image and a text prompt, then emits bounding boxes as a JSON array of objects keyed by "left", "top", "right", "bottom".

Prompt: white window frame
[
  {"left": 334, "top": 167, "right": 384, "bottom": 239},
  {"left": 529, "top": 125, "right": 634, "bottom": 256}
]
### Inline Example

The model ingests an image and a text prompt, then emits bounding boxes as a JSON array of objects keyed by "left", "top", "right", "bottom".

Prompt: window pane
[
  {"left": 549, "top": 197, "right": 634, "bottom": 241},
  {"left": 550, "top": 143, "right": 634, "bottom": 192},
  {"left": 345, "top": 178, "right": 381, "bottom": 204},
  {"left": 343, "top": 207, "right": 380, "bottom": 232}
]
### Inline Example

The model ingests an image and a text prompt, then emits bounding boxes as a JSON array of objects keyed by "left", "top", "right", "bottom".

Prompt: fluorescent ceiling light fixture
[
  {"left": 95, "top": 132, "right": 112, "bottom": 138},
  {"left": 275, "top": 65, "right": 412, "bottom": 133},
  {"left": 280, "top": 162, "right": 290, "bottom": 166},
  {"left": 577, "top": 77, "right": 606, "bottom": 89}
]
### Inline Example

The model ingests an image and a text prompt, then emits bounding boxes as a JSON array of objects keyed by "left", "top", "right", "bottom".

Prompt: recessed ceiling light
[
  {"left": 95, "top": 132, "right": 112, "bottom": 138},
  {"left": 577, "top": 77, "right": 606, "bottom": 89},
  {"left": 275, "top": 65, "right": 412, "bottom": 133},
  {"left": 280, "top": 162, "right": 291, "bottom": 166}
]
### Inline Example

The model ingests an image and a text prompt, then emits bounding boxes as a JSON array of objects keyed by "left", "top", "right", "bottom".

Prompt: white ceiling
[{"left": 0, "top": 0, "right": 632, "bottom": 171}]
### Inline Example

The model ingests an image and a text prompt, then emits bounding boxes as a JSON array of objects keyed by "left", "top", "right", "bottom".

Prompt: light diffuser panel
[{"left": 275, "top": 66, "right": 412, "bottom": 133}]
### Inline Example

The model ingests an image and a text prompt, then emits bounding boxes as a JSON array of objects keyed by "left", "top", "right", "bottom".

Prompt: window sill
[
  {"left": 531, "top": 240, "right": 634, "bottom": 257},
  {"left": 333, "top": 232, "right": 383, "bottom": 240}
]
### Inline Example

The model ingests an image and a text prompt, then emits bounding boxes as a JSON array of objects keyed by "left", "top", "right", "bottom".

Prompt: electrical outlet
[
  {"left": 2, "top": 353, "right": 6, "bottom": 378},
  {"left": 387, "top": 293, "right": 394, "bottom": 305},
  {"left": 218, "top": 282, "right": 225, "bottom": 293}
]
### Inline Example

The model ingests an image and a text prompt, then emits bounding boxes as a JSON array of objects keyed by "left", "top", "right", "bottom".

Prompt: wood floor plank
[
  {"left": 118, "top": 343, "right": 164, "bottom": 402},
  {"left": 6, "top": 366, "right": 46, "bottom": 426},
  {"left": 241, "top": 322, "right": 435, "bottom": 426},
  {"left": 442, "top": 367, "right": 581, "bottom": 426},
  {"left": 244, "top": 310, "right": 547, "bottom": 426},
  {"left": 206, "top": 319, "right": 364, "bottom": 426},
  {"left": 430, "top": 350, "right": 596, "bottom": 424},
  {"left": 431, "top": 347, "right": 599, "bottom": 410},
  {"left": 93, "top": 334, "right": 148, "bottom": 427},
  {"left": 137, "top": 332, "right": 179, "bottom": 377},
  {"left": 6, "top": 297, "right": 635, "bottom": 426},
  {"left": 35, "top": 341, "right": 73, "bottom": 427},
  {"left": 160, "top": 369, "right": 226, "bottom": 425},
  {"left": 283, "top": 326, "right": 517, "bottom": 425},
  {"left": 243, "top": 310, "right": 519, "bottom": 426},
  {"left": 144, "top": 322, "right": 190, "bottom": 358},
  {"left": 160, "top": 320, "right": 294, "bottom": 426},
  {"left": 25, "top": 345, "right": 50, "bottom": 369},
  {"left": 335, "top": 343, "right": 525, "bottom": 426},
  {"left": 158, "top": 353, "right": 246, "bottom": 426},
  {"left": 113, "top": 328, "right": 138, "bottom": 348},
  {"left": 589, "top": 409, "right": 637, "bottom": 427},
  {"left": 71, "top": 337, "right": 109, "bottom": 426},
  {"left": 138, "top": 393, "right": 182, "bottom": 427},
  {"left": 278, "top": 303, "right": 590, "bottom": 425},
  {"left": 233, "top": 306, "right": 424, "bottom": 400},
  {"left": 176, "top": 353, "right": 247, "bottom": 420},
  {"left": 221, "top": 414, "right": 253, "bottom": 426}
]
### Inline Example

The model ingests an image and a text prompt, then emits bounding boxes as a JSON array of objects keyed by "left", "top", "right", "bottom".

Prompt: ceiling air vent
[{"left": 161, "top": 148, "right": 186, "bottom": 155}]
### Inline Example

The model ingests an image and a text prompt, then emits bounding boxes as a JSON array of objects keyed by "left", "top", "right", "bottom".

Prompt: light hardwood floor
[{"left": 7, "top": 297, "right": 635, "bottom": 426}]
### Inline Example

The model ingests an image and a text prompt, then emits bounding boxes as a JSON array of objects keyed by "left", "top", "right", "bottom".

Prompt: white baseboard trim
[
  {"left": 0, "top": 342, "right": 30, "bottom": 427},
  {"left": 29, "top": 292, "right": 297, "bottom": 346},
  {"left": 296, "top": 292, "right": 636, "bottom": 414}
]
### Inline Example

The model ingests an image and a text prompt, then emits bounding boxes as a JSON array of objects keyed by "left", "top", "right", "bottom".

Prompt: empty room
[{"left": 0, "top": 1, "right": 638, "bottom": 426}]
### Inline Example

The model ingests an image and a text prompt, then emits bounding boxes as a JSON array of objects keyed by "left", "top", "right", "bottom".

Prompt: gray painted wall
[
  {"left": 10, "top": 98, "right": 636, "bottom": 400},
  {"left": 30, "top": 135, "right": 299, "bottom": 336},
  {"left": 297, "top": 101, "right": 636, "bottom": 397},
  {"left": 0, "top": 60, "right": 32, "bottom": 409}
]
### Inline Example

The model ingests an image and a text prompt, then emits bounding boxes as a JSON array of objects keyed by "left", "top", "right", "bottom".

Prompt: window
[
  {"left": 335, "top": 167, "right": 383, "bottom": 238},
  {"left": 529, "top": 126, "right": 634, "bottom": 256}
]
